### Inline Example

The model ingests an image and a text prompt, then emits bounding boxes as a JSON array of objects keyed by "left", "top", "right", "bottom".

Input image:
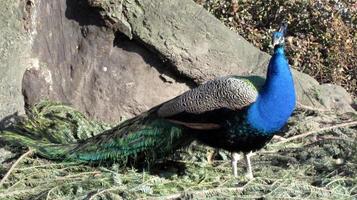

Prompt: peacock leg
[
  {"left": 244, "top": 151, "right": 254, "bottom": 179},
  {"left": 231, "top": 152, "right": 241, "bottom": 177}
]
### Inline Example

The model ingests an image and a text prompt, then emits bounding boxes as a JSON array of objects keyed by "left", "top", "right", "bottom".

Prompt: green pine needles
[{"left": 0, "top": 102, "right": 356, "bottom": 199}]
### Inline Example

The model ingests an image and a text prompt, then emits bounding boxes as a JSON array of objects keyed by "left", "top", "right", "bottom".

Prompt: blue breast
[{"left": 247, "top": 46, "right": 296, "bottom": 134}]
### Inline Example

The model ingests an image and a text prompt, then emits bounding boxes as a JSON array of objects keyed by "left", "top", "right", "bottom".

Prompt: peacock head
[{"left": 272, "top": 23, "right": 287, "bottom": 47}]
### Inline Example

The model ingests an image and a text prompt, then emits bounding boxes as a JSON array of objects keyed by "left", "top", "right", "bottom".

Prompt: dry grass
[{"left": 195, "top": 0, "right": 357, "bottom": 96}]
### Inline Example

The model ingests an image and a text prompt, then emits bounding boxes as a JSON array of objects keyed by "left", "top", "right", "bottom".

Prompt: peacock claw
[
  {"left": 244, "top": 151, "right": 254, "bottom": 180},
  {"left": 245, "top": 172, "right": 254, "bottom": 180}
]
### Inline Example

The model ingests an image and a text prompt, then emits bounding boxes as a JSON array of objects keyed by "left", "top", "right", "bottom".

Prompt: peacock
[{"left": 0, "top": 24, "right": 295, "bottom": 179}]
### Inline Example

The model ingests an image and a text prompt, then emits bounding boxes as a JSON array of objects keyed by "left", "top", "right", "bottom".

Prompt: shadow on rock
[
  {"left": 65, "top": 0, "right": 105, "bottom": 26},
  {"left": 0, "top": 112, "right": 24, "bottom": 130}
]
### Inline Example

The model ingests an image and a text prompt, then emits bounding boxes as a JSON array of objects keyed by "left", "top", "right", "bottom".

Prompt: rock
[
  {"left": 353, "top": 99, "right": 357, "bottom": 110},
  {"left": 0, "top": 0, "right": 32, "bottom": 120},
  {"left": 85, "top": 0, "right": 355, "bottom": 113},
  {"left": 22, "top": 0, "right": 188, "bottom": 123},
  {"left": 0, "top": 148, "right": 13, "bottom": 164},
  {"left": 313, "top": 84, "right": 355, "bottom": 114},
  {"left": 2, "top": 0, "right": 355, "bottom": 125},
  {"left": 91, "top": 0, "right": 270, "bottom": 83}
]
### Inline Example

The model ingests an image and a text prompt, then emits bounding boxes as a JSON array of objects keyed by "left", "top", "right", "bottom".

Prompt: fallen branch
[
  {"left": 275, "top": 120, "right": 357, "bottom": 145},
  {"left": 0, "top": 149, "right": 33, "bottom": 187},
  {"left": 144, "top": 187, "right": 244, "bottom": 200},
  {"left": 296, "top": 102, "right": 330, "bottom": 113},
  {"left": 272, "top": 135, "right": 287, "bottom": 142},
  {"left": 144, "top": 179, "right": 256, "bottom": 200},
  {"left": 88, "top": 186, "right": 123, "bottom": 200}
]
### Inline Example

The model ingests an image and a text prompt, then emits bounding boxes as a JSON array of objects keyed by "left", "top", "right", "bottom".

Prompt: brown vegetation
[{"left": 196, "top": 0, "right": 357, "bottom": 96}]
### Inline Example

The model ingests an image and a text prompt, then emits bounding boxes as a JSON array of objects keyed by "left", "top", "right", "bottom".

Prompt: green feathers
[
  {"left": 0, "top": 102, "right": 109, "bottom": 161},
  {"left": 0, "top": 102, "right": 190, "bottom": 166},
  {"left": 69, "top": 118, "right": 188, "bottom": 165}
]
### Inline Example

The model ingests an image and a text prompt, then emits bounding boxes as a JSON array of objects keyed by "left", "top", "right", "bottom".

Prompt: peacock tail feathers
[
  {"left": 69, "top": 116, "right": 190, "bottom": 165},
  {"left": 18, "top": 101, "right": 111, "bottom": 143},
  {"left": 0, "top": 102, "right": 191, "bottom": 166},
  {"left": 0, "top": 102, "right": 110, "bottom": 160},
  {"left": 0, "top": 129, "right": 77, "bottom": 161}
]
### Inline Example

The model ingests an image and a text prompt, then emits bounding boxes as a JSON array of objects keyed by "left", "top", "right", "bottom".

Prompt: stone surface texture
[
  {"left": 0, "top": 0, "right": 354, "bottom": 125},
  {"left": 0, "top": 0, "right": 32, "bottom": 119}
]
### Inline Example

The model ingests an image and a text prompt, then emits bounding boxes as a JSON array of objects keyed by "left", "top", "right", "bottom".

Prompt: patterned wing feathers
[{"left": 157, "top": 76, "right": 258, "bottom": 118}]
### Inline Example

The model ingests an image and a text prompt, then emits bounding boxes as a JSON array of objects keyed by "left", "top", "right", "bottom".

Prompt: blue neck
[{"left": 247, "top": 46, "right": 296, "bottom": 134}]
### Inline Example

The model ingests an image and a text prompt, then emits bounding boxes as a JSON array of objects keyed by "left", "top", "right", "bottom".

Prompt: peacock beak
[
  {"left": 272, "top": 36, "right": 284, "bottom": 47},
  {"left": 272, "top": 40, "right": 280, "bottom": 47}
]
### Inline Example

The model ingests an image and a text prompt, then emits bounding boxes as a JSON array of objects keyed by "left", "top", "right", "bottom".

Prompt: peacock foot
[
  {"left": 243, "top": 151, "right": 255, "bottom": 180},
  {"left": 245, "top": 171, "right": 254, "bottom": 180}
]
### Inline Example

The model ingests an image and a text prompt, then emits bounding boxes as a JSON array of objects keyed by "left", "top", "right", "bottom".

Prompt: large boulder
[
  {"left": 1, "top": 0, "right": 354, "bottom": 124},
  {"left": 22, "top": 0, "right": 189, "bottom": 123},
  {"left": 0, "top": 0, "right": 32, "bottom": 120},
  {"left": 86, "top": 0, "right": 355, "bottom": 114}
]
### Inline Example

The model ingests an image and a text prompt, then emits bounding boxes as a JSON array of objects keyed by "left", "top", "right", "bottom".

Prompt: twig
[
  {"left": 88, "top": 186, "right": 123, "bottom": 200},
  {"left": 325, "top": 178, "right": 348, "bottom": 187},
  {"left": 276, "top": 121, "right": 357, "bottom": 145},
  {"left": 272, "top": 135, "right": 287, "bottom": 142},
  {"left": 55, "top": 171, "right": 101, "bottom": 180},
  {"left": 4, "top": 168, "right": 99, "bottom": 192},
  {"left": 0, "top": 188, "right": 40, "bottom": 198},
  {"left": 144, "top": 187, "right": 244, "bottom": 200},
  {"left": 296, "top": 102, "right": 329, "bottom": 112},
  {"left": 16, "top": 162, "right": 79, "bottom": 171},
  {"left": 46, "top": 180, "right": 84, "bottom": 200},
  {"left": 262, "top": 179, "right": 283, "bottom": 198},
  {"left": 0, "top": 149, "right": 33, "bottom": 187}
]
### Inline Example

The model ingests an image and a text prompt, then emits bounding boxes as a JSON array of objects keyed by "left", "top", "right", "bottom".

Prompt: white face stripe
[
  {"left": 278, "top": 37, "right": 285, "bottom": 44},
  {"left": 273, "top": 35, "right": 285, "bottom": 46},
  {"left": 157, "top": 76, "right": 259, "bottom": 117}
]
